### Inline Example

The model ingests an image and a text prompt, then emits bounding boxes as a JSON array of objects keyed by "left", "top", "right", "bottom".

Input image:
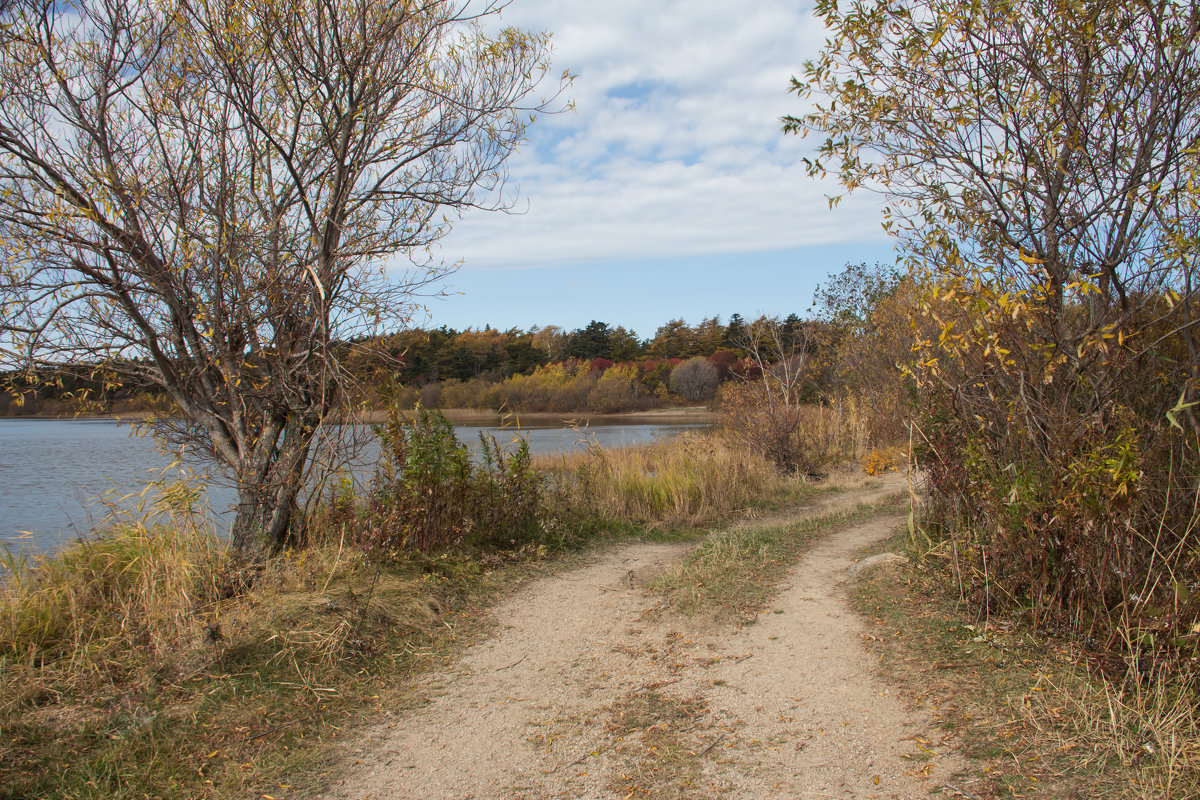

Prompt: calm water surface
[{"left": 0, "top": 418, "right": 705, "bottom": 554}]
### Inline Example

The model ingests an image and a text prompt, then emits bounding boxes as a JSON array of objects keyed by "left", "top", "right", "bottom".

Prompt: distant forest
[{"left": 1, "top": 313, "right": 832, "bottom": 416}]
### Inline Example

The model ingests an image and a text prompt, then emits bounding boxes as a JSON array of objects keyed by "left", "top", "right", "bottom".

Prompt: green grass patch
[{"left": 649, "top": 495, "right": 905, "bottom": 622}]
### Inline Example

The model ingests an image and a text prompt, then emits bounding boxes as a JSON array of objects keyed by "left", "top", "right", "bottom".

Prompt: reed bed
[{"left": 535, "top": 431, "right": 791, "bottom": 529}]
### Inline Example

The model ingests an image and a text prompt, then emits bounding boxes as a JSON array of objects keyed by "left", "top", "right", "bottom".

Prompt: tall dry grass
[
  {"left": 0, "top": 479, "right": 228, "bottom": 707},
  {"left": 535, "top": 432, "right": 790, "bottom": 529},
  {"left": 1018, "top": 645, "right": 1200, "bottom": 799}
]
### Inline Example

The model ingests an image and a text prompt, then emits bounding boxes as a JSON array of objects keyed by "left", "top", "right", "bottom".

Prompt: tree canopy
[{"left": 0, "top": 0, "right": 564, "bottom": 553}]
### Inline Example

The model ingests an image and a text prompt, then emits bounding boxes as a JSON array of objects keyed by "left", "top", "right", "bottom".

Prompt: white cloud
[{"left": 439, "top": 0, "right": 888, "bottom": 271}]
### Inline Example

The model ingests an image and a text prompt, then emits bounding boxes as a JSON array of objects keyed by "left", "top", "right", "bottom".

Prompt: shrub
[
  {"left": 911, "top": 276, "right": 1200, "bottom": 654},
  {"left": 670, "top": 356, "right": 719, "bottom": 402},
  {"left": 716, "top": 382, "right": 862, "bottom": 475},
  {"left": 436, "top": 376, "right": 504, "bottom": 409},
  {"left": 418, "top": 381, "right": 441, "bottom": 407},
  {"left": 587, "top": 364, "right": 649, "bottom": 413},
  {"left": 357, "top": 406, "right": 548, "bottom": 555},
  {"left": 637, "top": 360, "right": 676, "bottom": 398},
  {"left": 496, "top": 361, "right": 597, "bottom": 412},
  {"left": 861, "top": 448, "right": 902, "bottom": 475}
]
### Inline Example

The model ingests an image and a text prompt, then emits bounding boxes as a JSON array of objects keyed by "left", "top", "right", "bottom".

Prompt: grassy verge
[
  {"left": 0, "top": 431, "right": 818, "bottom": 800},
  {"left": 849, "top": 527, "right": 1200, "bottom": 800},
  {"left": 1, "top": 525, "right": 525, "bottom": 800}
]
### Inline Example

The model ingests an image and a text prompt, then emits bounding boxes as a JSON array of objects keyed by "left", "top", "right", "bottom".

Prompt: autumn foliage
[{"left": 793, "top": 0, "right": 1200, "bottom": 668}]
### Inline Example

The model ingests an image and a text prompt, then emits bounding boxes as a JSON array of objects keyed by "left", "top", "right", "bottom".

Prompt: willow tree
[
  {"left": 789, "top": 0, "right": 1200, "bottom": 633},
  {"left": 0, "top": 0, "right": 562, "bottom": 555}
]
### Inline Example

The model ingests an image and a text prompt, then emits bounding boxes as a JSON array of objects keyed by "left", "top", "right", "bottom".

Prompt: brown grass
[
  {"left": 849, "top": 525, "right": 1200, "bottom": 799},
  {"left": 535, "top": 432, "right": 797, "bottom": 530},
  {"left": 1015, "top": 639, "right": 1200, "bottom": 800}
]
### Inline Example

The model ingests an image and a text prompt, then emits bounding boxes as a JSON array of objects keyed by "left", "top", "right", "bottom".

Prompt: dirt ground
[{"left": 320, "top": 475, "right": 969, "bottom": 799}]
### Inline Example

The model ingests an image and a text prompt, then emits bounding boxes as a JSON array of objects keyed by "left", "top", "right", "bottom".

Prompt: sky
[{"left": 416, "top": 0, "right": 896, "bottom": 339}]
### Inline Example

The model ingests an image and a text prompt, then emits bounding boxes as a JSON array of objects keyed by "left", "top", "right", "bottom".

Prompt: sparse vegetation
[
  {"left": 650, "top": 498, "right": 902, "bottom": 621},
  {"left": 605, "top": 689, "right": 718, "bottom": 800}
]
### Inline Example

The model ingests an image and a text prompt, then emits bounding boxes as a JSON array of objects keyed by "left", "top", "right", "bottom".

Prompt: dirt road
[{"left": 321, "top": 477, "right": 966, "bottom": 799}]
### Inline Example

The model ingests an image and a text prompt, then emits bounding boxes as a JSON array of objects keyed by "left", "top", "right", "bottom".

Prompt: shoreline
[
  {"left": 376, "top": 405, "right": 717, "bottom": 426},
  {"left": 0, "top": 405, "right": 719, "bottom": 426}
]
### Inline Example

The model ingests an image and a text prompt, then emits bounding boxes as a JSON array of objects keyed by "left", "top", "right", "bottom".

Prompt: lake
[{"left": 0, "top": 417, "right": 706, "bottom": 555}]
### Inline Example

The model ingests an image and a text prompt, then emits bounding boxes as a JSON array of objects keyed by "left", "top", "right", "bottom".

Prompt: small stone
[{"left": 847, "top": 553, "right": 908, "bottom": 576}]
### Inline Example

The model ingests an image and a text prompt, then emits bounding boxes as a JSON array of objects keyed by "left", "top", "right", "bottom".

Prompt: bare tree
[
  {"left": 668, "top": 356, "right": 718, "bottom": 402},
  {"left": 0, "top": 0, "right": 564, "bottom": 554},
  {"left": 717, "top": 316, "right": 840, "bottom": 474},
  {"left": 741, "top": 316, "right": 820, "bottom": 410}
]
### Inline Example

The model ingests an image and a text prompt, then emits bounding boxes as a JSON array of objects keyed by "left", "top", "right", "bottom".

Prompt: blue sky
[{"left": 421, "top": 0, "right": 895, "bottom": 339}]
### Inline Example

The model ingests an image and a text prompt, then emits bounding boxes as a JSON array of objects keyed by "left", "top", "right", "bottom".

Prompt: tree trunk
[{"left": 230, "top": 417, "right": 316, "bottom": 556}]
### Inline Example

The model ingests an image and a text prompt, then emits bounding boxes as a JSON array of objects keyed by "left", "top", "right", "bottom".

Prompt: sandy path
[{"left": 321, "top": 477, "right": 965, "bottom": 799}]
